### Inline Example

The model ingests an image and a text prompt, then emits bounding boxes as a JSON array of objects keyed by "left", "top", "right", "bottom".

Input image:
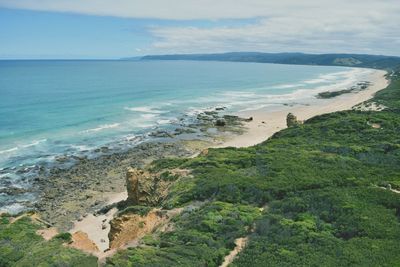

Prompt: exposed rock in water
[
  {"left": 149, "top": 130, "right": 175, "bottom": 138},
  {"left": 0, "top": 186, "right": 28, "bottom": 195},
  {"left": 286, "top": 113, "right": 301, "bottom": 127},
  {"left": 173, "top": 128, "right": 197, "bottom": 135},
  {"left": 215, "top": 119, "right": 226, "bottom": 126}
]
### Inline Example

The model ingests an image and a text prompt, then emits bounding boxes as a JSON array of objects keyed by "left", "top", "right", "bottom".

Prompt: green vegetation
[
  {"left": 0, "top": 214, "right": 97, "bottom": 267},
  {"left": 374, "top": 71, "right": 400, "bottom": 109},
  {"left": 53, "top": 232, "right": 72, "bottom": 242},
  {"left": 118, "top": 205, "right": 152, "bottom": 217},
  {"left": 108, "top": 71, "right": 400, "bottom": 266},
  {"left": 160, "top": 171, "right": 180, "bottom": 182}
]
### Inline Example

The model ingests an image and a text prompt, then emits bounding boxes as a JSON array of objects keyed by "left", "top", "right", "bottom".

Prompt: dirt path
[
  {"left": 220, "top": 237, "right": 249, "bottom": 267},
  {"left": 379, "top": 186, "right": 400, "bottom": 194}
]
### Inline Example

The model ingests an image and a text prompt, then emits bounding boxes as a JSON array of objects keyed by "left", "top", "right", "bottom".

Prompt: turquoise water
[{"left": 0, "top": 60, "right": 371, "bottom": 212}]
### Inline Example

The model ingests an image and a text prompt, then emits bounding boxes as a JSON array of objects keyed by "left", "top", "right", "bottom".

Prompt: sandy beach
[{"left": 219, "top": 69, "right": 388, "bottom": 148}]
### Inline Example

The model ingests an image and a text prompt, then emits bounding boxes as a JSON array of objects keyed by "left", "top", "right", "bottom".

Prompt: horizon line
[{"left": 1, "top": 51, "right": 400, "bottom": 61}]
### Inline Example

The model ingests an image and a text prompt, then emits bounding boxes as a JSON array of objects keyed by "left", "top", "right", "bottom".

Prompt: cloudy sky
[{"left": 0, "top": 0, "right": 399, "bottom": 59}]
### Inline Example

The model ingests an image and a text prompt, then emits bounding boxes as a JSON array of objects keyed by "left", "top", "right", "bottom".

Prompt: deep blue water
[{"left": 0, "top": 60, "right": 371, "bottom": 212}]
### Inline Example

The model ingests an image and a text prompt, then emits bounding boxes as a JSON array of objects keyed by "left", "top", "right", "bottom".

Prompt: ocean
[{"left": 0, "top": 60, "right": 373, "bottom": 212}]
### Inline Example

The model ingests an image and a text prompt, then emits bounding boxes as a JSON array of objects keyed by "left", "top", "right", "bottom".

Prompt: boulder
[
  {"left": 215, "top": 119, "right": 226, "bottom": 126},
  {"left": 286, "top": 113, "right": 300, "bottom": 127}
]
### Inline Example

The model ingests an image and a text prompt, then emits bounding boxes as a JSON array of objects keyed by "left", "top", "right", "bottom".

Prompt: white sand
[
  {"left": 69, "top": 191, "right": 127, "bottom": 253},
  {"left": 218, "top": 69, "right": 388, "bottom": 148}
]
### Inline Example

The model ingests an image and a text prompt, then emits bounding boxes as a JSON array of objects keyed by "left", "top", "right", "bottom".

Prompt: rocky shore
[{"left": 27, "top": 109, "right": 250, "bottom": 231}]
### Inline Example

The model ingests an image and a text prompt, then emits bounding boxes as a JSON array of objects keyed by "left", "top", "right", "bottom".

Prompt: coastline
[
  {"left": 2, "top": 66, "right": 389, "bottom": 254},
  {"left": 218, "top": 69, "right": 388, "bottom": 148},
  {"left": 0, "top": 65, "right": 381, "bottom": 216},
  {"left": 68, "top": 68, "right": 389, "bottom": 254},
  {"left": 2, "top": 65, "right": 395, "bottom": 264}
]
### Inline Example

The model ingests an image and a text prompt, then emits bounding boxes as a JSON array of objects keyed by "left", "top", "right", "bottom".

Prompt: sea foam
[{"left": 81, "top": 123, "right": 120, "bottom": 134}]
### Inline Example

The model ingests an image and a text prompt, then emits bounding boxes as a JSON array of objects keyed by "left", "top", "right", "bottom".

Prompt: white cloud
[
  {"left": 1, "top": 0, "right": 399, "bottom": 55},
  {"left": 146, "top": 1, "right": 400, "bottom": 55},
  {"left": 0, "top": 0, "right": 398, "bottom": 21}
]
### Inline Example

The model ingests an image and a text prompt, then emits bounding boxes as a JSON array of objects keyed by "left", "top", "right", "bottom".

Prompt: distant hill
[{"left": 137, "top": 52, "right": 400, "bottom": 70}]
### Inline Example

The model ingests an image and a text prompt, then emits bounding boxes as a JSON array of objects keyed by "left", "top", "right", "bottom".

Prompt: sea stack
[{"left": 126, "top": 168, "right": 144, "bottom": 205}]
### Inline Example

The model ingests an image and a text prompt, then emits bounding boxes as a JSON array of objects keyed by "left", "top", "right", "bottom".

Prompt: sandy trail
[{"left": 220, "top": 237, "right": 249, "bottom": 267}]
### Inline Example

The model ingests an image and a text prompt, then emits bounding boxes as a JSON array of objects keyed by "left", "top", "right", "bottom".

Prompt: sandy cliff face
[
  {"left": 108, "top": 167, "right": 190, "bottom": 250},
  {"left": 69, "top": 231, "right": 100, "bottom": 253},
  {"left": 108, "top": 209, "right": 168, "bottom": 249}
]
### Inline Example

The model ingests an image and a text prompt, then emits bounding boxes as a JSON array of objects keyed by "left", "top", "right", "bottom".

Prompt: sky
[{"left": 0, "top": 0, "right": 399, "bottom": 59}]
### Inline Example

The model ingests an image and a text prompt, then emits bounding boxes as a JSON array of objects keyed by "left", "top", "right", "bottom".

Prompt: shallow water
[{"left": 0, "top": 60, "right": 373, "bottom": 212}]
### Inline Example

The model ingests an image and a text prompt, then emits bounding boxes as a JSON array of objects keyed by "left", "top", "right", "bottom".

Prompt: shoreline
[
  {"left": 1, "top": 66, "right": 389, "bottom": 263},
  {"left": 68, "top": 68, "right": 389, "bottom": 254},
  {"left": 218, "top": 69, "right": 388, "bottom": 148},
  {"left": 3, "top": 66, "right": 389, "bottom": 256}
]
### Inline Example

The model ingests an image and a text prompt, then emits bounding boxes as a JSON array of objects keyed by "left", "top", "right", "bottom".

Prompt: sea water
[{"left": 0, "top": 60, "right": 373, "bottom": 212}]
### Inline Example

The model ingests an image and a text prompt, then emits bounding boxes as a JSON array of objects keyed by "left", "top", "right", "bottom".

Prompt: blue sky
[
  {"left": 0, "top": 0, "right": 399, "bottom": 59},
  {"left": 0, "top": 8, "right": 160, "bottom": 59}
]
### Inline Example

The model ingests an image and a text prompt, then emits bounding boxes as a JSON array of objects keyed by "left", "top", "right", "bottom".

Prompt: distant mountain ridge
[{"left": 136, "top": 52, "right": 400, "bottom": 70}]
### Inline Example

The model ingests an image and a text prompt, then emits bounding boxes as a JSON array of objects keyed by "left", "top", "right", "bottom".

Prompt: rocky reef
[
  {"left": 317, "top": 81, "right": 372, "bottom": 99},
  {"left": 28, "top": 108, "right": 249, "bottom": 231}
]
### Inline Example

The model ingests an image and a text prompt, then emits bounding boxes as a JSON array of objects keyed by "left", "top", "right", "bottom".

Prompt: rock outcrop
[
  {"left": 108, "top": 168, "right": 192, "bottom": 249},
  {"left": 126, "top": 168, "right": 165, "bottom": 206},
  {"left": 126, "top": 168, "right": 150, "bottom": 205},
  {"left": 286, "top": 113, "right": 301, "bottom": 127},
  {"left": 126, "top": 167, "right": 185, "bottom": 206}
]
